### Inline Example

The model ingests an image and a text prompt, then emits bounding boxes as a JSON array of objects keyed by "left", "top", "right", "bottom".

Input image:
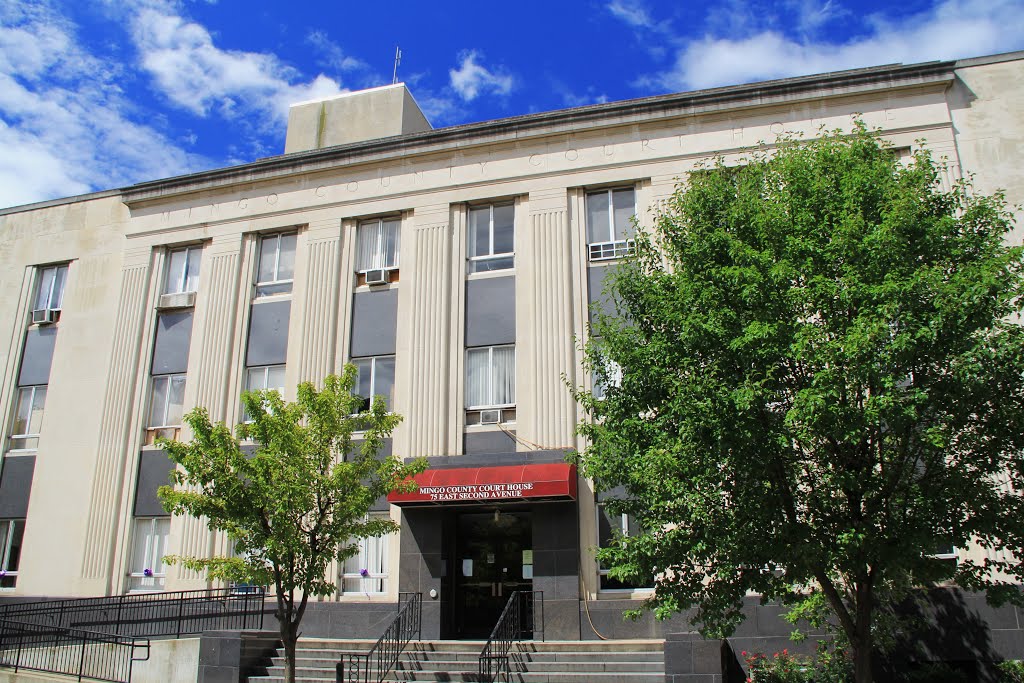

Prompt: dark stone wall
[
  {"left": 531, "top": 501, "right": 580, "bottom": 640},
  {"left": 657, "top": 589, "right": 1024, "bottom": 683},
  {"left": 296, "top": 601, "right": 404, "bottom": 639},
  {"left": 580, "top": 598, "right": 690, "bottom": 640},
  {"left": 398, "top": 507, "right": 445, "bottom": 640},
  {"left": 197, "top": 629, "right": 280, "bottom": 683},
  {"left": 664, "top": 633, "right": 727, "bottom": 683}
]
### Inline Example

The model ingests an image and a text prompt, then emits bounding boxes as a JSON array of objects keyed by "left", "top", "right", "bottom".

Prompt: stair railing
[
  {"left": 478, "top": 590, "right": 544, "bottom": 683},
  {"left": 336, "top": 592, "right": 422, "bottom": 683},
  {"left": 0, "top": 618, "right": 150, "bottom": 683},
  {"left": 0, "top": 586, "right": 265, "bottom": 639}
]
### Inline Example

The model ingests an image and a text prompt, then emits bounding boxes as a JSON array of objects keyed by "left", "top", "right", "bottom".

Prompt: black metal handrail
[
  {"left": 336, "top": 592, "right": 422, "bottom": 683},
  {"left": 0, "top": 618, "right": 150, "bottom": 683},
  {"left": 0, "top": 587, "right": 266, "bottom": 639},
  {"left": 478, "top": 590, "right": 544, "bottom": 683}
]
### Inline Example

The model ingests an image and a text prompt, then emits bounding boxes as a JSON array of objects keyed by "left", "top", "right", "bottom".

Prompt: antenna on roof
[{"left": 392, "top": 46, "right": 402, "bottom": 85}]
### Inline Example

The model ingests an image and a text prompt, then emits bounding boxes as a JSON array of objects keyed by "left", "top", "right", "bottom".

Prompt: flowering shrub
[
  {"left": 997, "top": 661, "right": 1024, "bottom": 683},
  {"left": 743, "top": 650, "right": 812, "bottom": 683},
  {"left": 741, "top": 644, "right": 852, "bottom": 683}
]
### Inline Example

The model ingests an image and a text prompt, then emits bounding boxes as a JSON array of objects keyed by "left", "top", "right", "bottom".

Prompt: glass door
[{"left": 453, "top": 510, "right": 532, "bottom": 639}]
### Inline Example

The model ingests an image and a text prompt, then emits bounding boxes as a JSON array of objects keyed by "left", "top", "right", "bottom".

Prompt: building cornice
[
  {"left": 0, "top": 58, "right": 961, "bottom": 216},
  {"left": 120, "top": 60, "right": 955, "bottom": 206}
]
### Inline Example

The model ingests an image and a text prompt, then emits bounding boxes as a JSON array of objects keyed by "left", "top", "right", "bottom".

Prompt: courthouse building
[{"left": 0, "top": 51, "right": 1022, "bottom": 641}]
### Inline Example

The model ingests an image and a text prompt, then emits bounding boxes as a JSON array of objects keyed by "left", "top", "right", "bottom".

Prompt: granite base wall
[
  {"left": 197, "top": 630, "right": 280, "bottom": 683},
  {"left": 659, "top": 588, "right": 1024, "bottom": 683}
]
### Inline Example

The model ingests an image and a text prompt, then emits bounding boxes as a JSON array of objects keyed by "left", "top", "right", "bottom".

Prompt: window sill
[
  {"left": 466, "top": 267, "right": 515, "bottom": 280},
  {"left": 596, "top": 587, "right": 655, "bottom": 600},
  {"left": 336, "top": 593, "right": 390, "bottom": 601},
  {"left": 145, "top": 427, "right": 181, "bottom": 445},
  {"left": 4, "top": 448, "right": 38, "bottom": 457},
  {"left": 353, "top": 280, "right": 399, "bottom": 292},
  {"left": 252, "top": 290, "right": 293, "bottom": 302},
  {"left": 464, "top": 422, "right": 517, "bottom": 432}
]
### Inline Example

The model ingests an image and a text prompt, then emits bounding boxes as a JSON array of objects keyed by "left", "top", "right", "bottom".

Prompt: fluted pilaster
[
  {"left": 190, "top": 247, "right": 242, "bottom": 422},
  {"left": 404, "top": 214, "right": 452, "bottom": 457},
  {"left": 296, "top": 232, "right": 341, "bottom": 385},
  {"left": 80, "top": 261, "right": 151, "bottom": 581},
  {"left": 520, "top": 192, "right": 577, "bottom": 449}
]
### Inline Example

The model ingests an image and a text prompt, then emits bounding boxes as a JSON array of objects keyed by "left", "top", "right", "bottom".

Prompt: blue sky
[{"left": 1, "top": 0, "right": 1023, "bottom": 210}]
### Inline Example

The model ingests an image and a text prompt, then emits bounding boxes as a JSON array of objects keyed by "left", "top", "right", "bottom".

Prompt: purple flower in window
[
  {"left": 359, "top": 568, "right": 369, "bottom": 578},
  {"left": 0, "top": 570, "right": 6, "bottom": 578},
  {"left": 143, "top": 568, "right": 154, "bottom": 577}
]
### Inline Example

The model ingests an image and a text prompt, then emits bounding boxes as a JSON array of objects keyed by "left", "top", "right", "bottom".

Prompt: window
[
  {"left": 353, "top": 356, "right": 395, "bottom": 412},
  {"left": 468, "top": 203, "right": 514, "bottom": 272},
  {"left": 255, "top": 233, "right": 297, "bottom": 297},
  {"left": 225, "top": 537, "right": 263, "bottom": 595},
  {"left": 0, "top": 519, "right": 24, "bottom": 589},
  {"left": 930, "top": 543, "right": 958, "bottom": 563},
  {"left": 127, "top": 517, "right": 169, "bottom": 592},
  {"left": 597, "top": 503, "right": 653, "bottom": 591},
  {"left": 245, "top": 365, "right": 286, "bottom": 394},
  {"left": 9, "top": 385, "right": 45, "bottom": 450},
  {"left": 591, "top": 358, "right": 623, "bottom": 400},
  {"left": 465, "top": 345, "right": 515, "bottom": 409},
  {"left": 34, "top": 264, "right": 68, "bottom": 312},
  {"left": 164, "top": 246, "right": 202, "bottom": 295},
  {"left": 340, "top": 513, "right": 391, "bottom": 595},
  {"left": 356, "top": 218, "right": 401, "bottom": 272},
  {"left": 243, "top": 365, "right": 286, "bottom": 421},
  {"left": 586, "top": 188, "right": 636, "bottom": 261},
  {"left": 148, "top": 375, "right": 185, "bottom": 429}
]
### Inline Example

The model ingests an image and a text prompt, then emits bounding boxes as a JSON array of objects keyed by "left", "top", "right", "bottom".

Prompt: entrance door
[{"left": 453, "top": 511, "right": 532, "bottom": 639}]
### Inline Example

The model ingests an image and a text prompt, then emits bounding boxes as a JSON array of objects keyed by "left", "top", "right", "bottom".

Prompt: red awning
[{"left": 388, "top": 463, "right": 577, "bottom": 505}]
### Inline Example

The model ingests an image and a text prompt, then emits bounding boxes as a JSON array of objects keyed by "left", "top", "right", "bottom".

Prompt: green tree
[
  {"left": 574, "top": 122, "right": 1024, "bottom": 683},
  {"left": 159, "top": 369, "right": 423, "bottom": 683}
]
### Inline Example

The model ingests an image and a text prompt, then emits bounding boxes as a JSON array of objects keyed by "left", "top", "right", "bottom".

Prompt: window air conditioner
[
  {"left": 479, "top": 409, "right": 502, "bottom": 425},
  {"left": 157, "top": 291, "right": 197, "bottom": 310},
  {"left": 31, "top": 308, "right": 58, "bottom": 325},
  {"left": 364, "top": 269, "right": 390, "bottom": 286}
]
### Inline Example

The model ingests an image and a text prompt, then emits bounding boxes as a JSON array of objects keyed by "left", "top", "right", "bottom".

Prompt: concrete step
[
  {"left": 513, "top": 651, "right": 663, "bottom": 662},
  {"left": 518, "top": 639, "right": 664, "bottom": 652},
  {"left": 384, "top": 674, "right": 665, "bottom": 683},
  {"left": 248, "top": 638, "right": 665, "bottom": 683}
]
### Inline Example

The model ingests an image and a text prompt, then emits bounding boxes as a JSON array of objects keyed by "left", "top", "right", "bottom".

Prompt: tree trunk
[
  {"left": 853, "top": 581, "right": 874, "bottom": 683},
  {"left": 280, "top": 617, "right": 298, "bottom": 683},
  {"left": 853, "top": 640, "right": 873, "bottom": 683}
]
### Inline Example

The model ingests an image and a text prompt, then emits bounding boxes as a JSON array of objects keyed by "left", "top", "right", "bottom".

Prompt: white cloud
[
  {"left": 648, "top": 0, "right": 1024, "bottom": 92},
  {"left": 605, "top": 0, "right": 676, "bottom": 58},
  {"left": 448, "top": 51, "right": 514, "bottom": 102},
  {"left": 414, "top": 93, "right": 462, "bottom": 126},
  {"left": 126, "top": 2, "right": 345, "bottom": 126},
  {"left": 607, "top": 0, "right": 656, "bottom": 29},
  {"left": 306, "top": 30, "right": 370, "bottom": 75},
  {"left": 787, "top": 0, "right": 848, "bottom": 36},
  {"left": 0, "top": 1, "right": 202, "bottom": 208},
  {"left": 550, "top": 78, "right": 610, "bottom": 108}
]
